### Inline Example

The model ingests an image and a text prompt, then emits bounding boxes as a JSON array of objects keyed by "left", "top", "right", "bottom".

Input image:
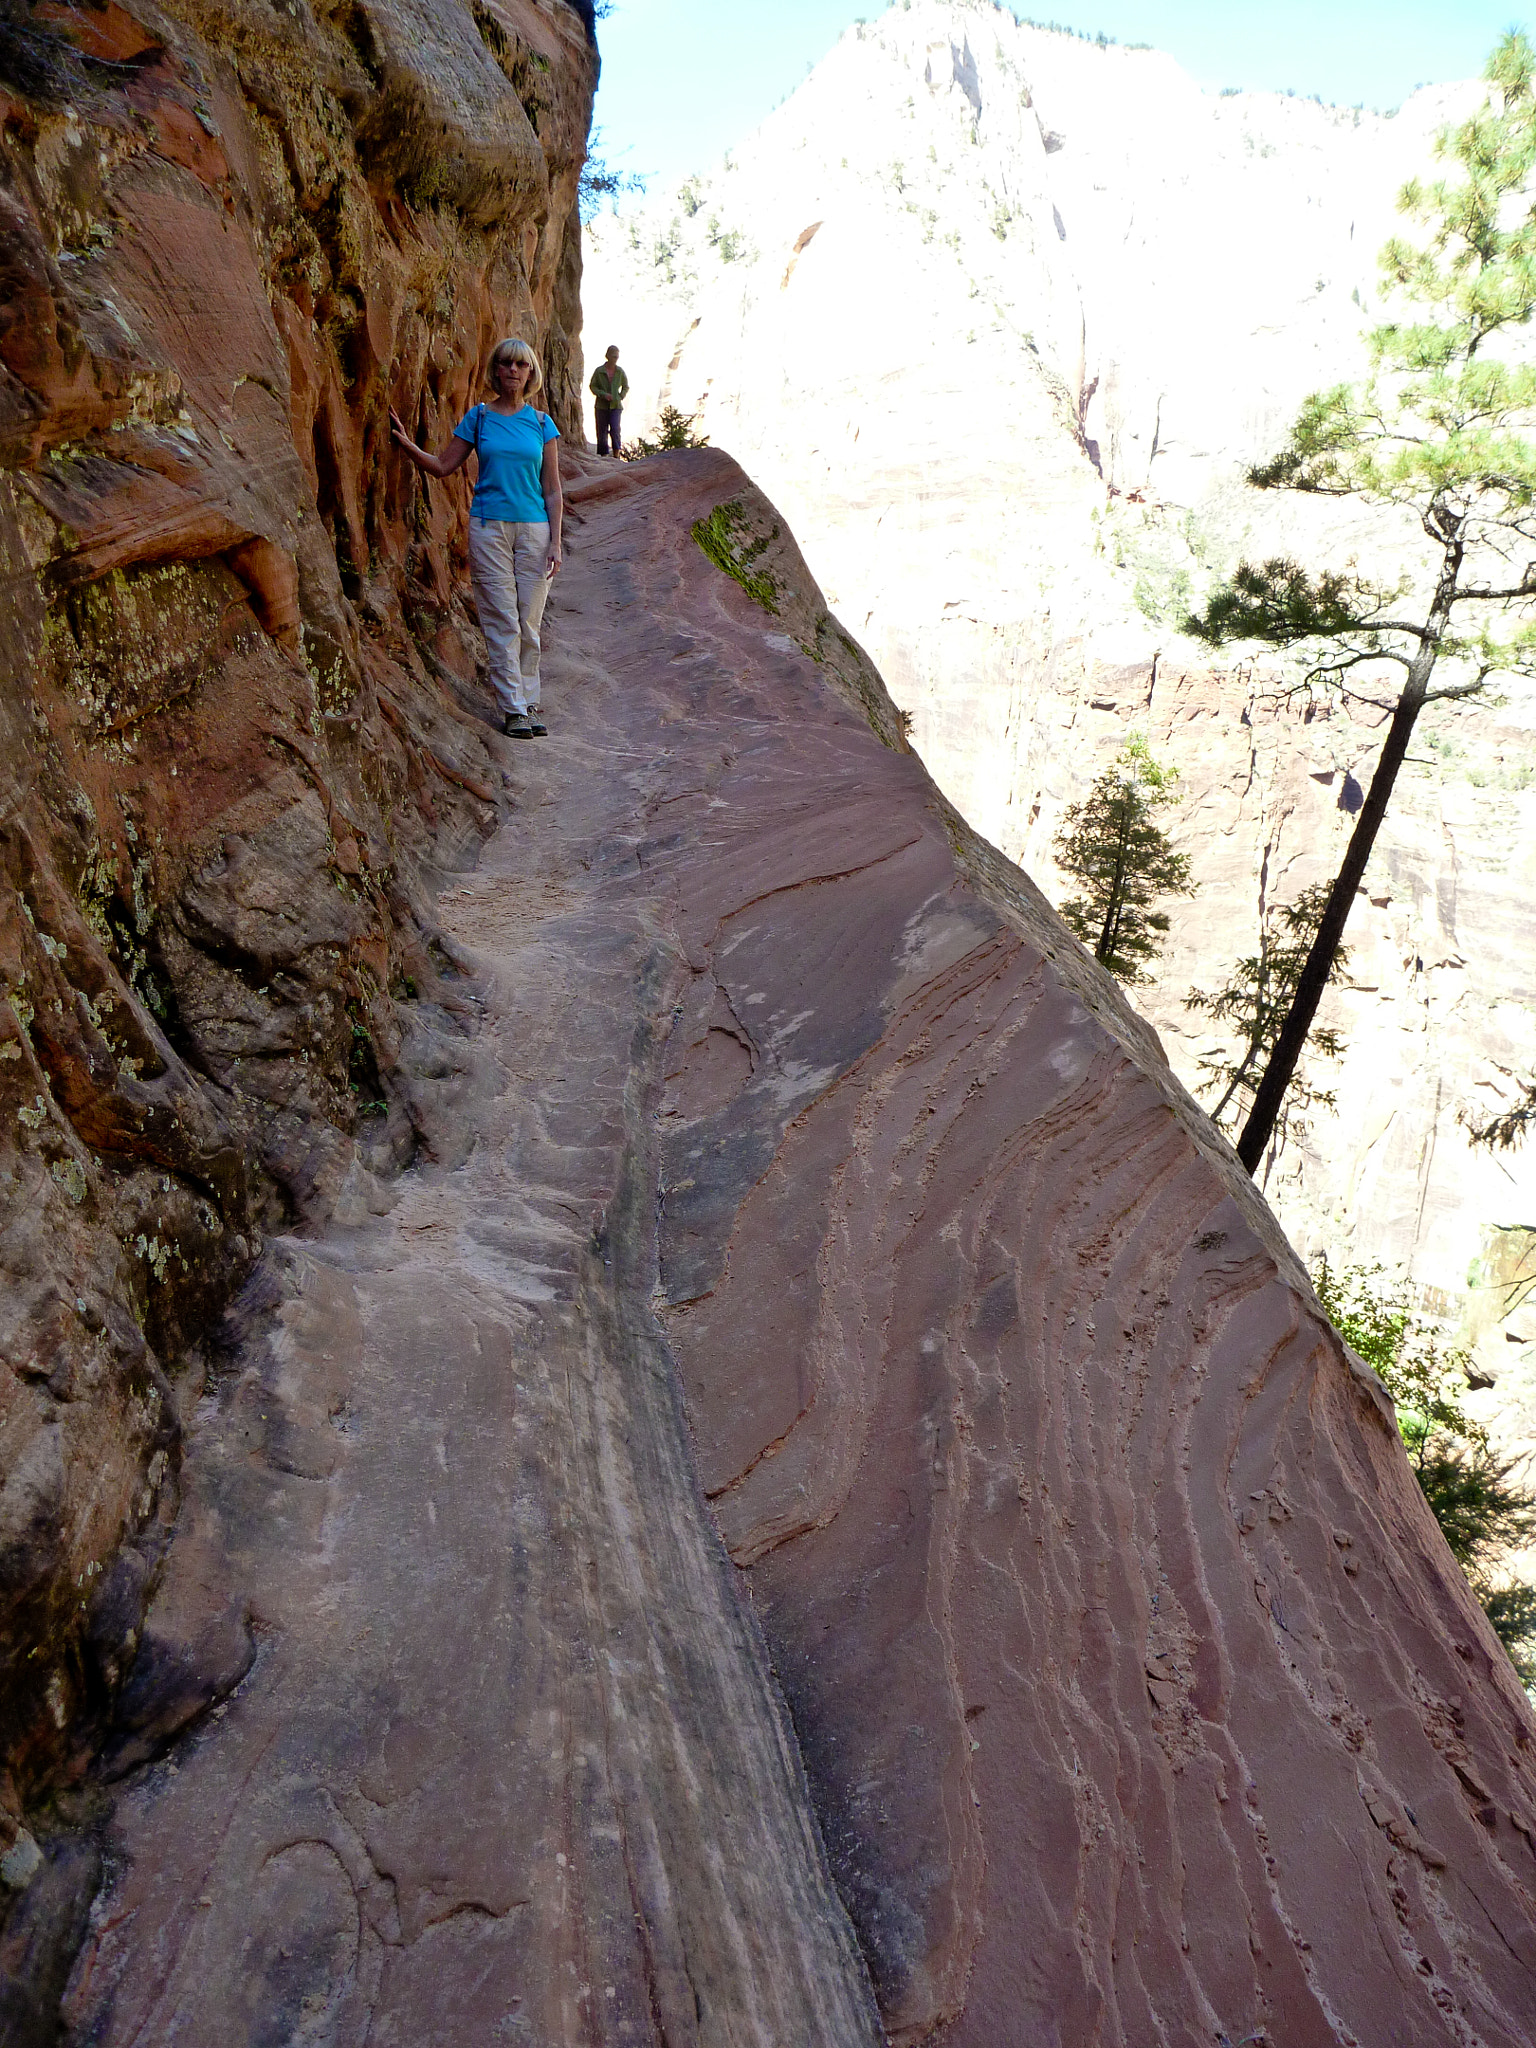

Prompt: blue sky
[{"left": 593, "top": 0, "right": 1531, "bottom": 193}]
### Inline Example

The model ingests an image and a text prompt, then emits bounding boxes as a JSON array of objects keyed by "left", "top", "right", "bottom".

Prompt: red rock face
[
  {"left": 0, "top": 0, "right": 595, "bottom": 1796},
  {"left": 635, "top": 463, "right": 1536, "bottom": 2045},
  {"left": 4, "top": 5, "right": 1535, "bottom": 2034},
  {"left": 41, "top": 448, "right": 1536, "bottom": 2043}
]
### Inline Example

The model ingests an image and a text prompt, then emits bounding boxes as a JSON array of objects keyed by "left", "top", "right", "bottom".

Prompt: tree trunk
[
  {"left": 1095, "top": 805, "right": 1133, "bottom": 966},
  {"left": 1235, "top": 577, "right": 1460, "bottom": 1174},
  {"left": 1212, "top": 1032, "right": 1261, "bottom": 1125},
  {"left": 1210, "top": 937, "right": 1279, "bottom": 1123}
]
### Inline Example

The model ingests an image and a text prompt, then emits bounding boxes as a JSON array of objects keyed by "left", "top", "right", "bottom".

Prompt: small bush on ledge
[{"left": 623, "top": 406, "right": 710, "bottom": 460}]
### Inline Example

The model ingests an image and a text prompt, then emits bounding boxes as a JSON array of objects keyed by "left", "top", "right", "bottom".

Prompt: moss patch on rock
[{"left": 691, "top": 500, "right": 781, "bottom": 614}]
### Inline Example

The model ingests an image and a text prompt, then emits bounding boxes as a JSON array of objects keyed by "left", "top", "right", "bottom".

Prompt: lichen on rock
[{"left": 0, "top": 0, "right": 596, "bottom": 1800}]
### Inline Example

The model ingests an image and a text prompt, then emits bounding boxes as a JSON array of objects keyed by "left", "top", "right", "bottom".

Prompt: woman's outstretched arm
[
  {"left": 540, "top": 436, "right": 564, "bottom": 578},
  {"left": 390, "top": 409, "right": 474, "bottom": 480}
]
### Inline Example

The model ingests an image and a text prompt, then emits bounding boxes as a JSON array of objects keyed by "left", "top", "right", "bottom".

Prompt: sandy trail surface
[{"left": 63, "top": 453, "right": 887, "bottom": 2045}]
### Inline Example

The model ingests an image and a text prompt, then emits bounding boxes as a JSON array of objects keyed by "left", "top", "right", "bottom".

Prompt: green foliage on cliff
[
  {"left": 691, "top": 501, "right": 780, "bottom": 614},
  {"left": 1467, "top": 1077, "right": 1536, "bottom": 1152},
  {"left": 1053, "top": 737, "right": 1194, "bottom": 983},
  {"left": 1315, "top": 1257, "right": 1536, "bottom": 1685},
  {"left": 1186, "top": 883, "right": 1349, "bottom": 1135}
]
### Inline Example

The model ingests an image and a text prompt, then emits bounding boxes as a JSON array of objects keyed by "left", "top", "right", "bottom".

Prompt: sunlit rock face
[
  {"left": 0, "top": 0, "right": 594, "bottom": 1792},
  {"left": 583, "top": 0, "right": 1536, "bottom": 1427}
]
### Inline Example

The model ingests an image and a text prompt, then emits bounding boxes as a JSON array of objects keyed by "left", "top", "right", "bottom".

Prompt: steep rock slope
[
  {"left": 582, "top": 0, "right": 1536, "bottom": 1395},
  {"left": 37, "top": 450, "right": 1536, "bottom": 2045},
  {"left": 0, "top": 0, "right": 595, "bottom": 1814}
]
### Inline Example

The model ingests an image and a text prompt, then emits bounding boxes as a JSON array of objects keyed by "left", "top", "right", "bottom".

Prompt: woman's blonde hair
[{"left": 486, "top": 336, "right": 543, "bottom": 398}]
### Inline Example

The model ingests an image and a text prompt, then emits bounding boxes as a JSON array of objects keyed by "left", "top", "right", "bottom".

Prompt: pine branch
[
  {"left": 1464, "top": 1077, "right": 1536, "bottom": 1151},
  {"left": 1184, "top": 559, "right": 1406, "bottom": 648}
]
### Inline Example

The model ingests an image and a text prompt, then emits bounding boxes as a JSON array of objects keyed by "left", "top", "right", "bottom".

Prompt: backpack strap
[
  {"left": 479, "top": 402, "right": 551, "bottom": 439},
  {"left": 477, "top": 402, "right": 551, "bottom": 451}
]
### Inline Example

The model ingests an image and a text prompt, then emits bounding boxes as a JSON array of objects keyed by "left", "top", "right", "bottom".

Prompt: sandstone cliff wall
[
  {"left": 581, "top": 0, "right": 1536, "bottom": 1418},
  {"left": 0, "top": 0, "right": 595, "bottom": 1805},
  {"left": 4, "top": 6, "right": 1536, "bottom": 2042}
]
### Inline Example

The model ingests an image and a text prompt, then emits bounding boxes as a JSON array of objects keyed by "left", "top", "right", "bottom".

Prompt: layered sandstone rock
[
  {"left": 581, "top": 0, "right": 1536, "bottom": 1402},
  {"left": 0, "top": 0, "right": 595, "bottom": 1811},
  {"left": 5, "top": 3, "right": 1536, "bottom": 2039},
  {"left": 44, "top": 450, "right": 1536, "bottom": 2044}
]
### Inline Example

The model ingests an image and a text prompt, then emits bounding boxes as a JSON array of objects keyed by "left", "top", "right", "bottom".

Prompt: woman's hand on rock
[{"left": 388, "top": 409, "right": 413, "bottom": 454}]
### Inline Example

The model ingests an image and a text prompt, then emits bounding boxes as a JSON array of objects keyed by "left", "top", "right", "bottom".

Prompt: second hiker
[{"left": 590, "top": 344, "right": 629, "bottom": 457}]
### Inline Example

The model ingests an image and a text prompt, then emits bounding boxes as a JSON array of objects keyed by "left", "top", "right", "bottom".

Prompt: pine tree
[
  {"left": 1054, "top": 736, "right": 1194, "bottom": 983},
  {"left": 1187, "top": 32, "right": 1536, "bottom": 1175},
  {"left": 579, "top": 126, "right": 643, "bottom": 219},
  {"left": 1185, "top": 883, "right": 1349, "bottom": 1136}
]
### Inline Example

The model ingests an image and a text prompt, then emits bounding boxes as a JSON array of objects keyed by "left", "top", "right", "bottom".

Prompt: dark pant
[{"left": 595, "top": 402, "right": 622, "bottom": 456}]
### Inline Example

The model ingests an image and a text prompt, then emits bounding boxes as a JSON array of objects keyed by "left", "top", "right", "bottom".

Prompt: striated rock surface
[
  {"left": 582, "top": 0, "right": 1536, "bottom": 1381},
  {"left": 0, "top": 0, "right": 595, "bottom": 1809},
  {"left": 38, "top": 450, "right": 1536, "bottom": 2043},
  {"left": 4, "top": 2, "right": 1536, "bottom": 2037}
]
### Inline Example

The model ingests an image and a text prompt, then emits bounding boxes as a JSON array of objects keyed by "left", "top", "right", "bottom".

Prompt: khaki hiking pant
[{"left": 468, "top": 517, "right": 551, "bottom": 714}]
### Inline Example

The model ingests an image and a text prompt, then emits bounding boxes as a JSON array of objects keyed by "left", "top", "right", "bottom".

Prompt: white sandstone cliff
[{"left": 582, "top": 0, "right": 1536, "bottom": 1454}]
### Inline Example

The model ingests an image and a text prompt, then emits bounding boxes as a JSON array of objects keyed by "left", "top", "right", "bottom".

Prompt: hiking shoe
[
  {"left": 526, "top": 708, "right": 548, "bottom": 736},
  {"left": 503, "top": 711, "right": 533, "bottom": 738}
]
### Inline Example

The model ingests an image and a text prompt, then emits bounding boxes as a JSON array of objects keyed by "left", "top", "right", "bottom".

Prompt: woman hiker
[{"left": 389, "top": 337, "right": 562, "bottom": 739}]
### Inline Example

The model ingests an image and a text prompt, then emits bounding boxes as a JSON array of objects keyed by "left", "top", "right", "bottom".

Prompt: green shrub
[
  {"left": 622, "top": 405, "right": 709, "bottom": 460},
  {"left": 1315, "top": 1257, "right": 1536, "bottom": 1685}
]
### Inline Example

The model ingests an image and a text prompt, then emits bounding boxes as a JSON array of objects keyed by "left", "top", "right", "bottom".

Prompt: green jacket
[{"left": 590, "top": 363, "right": 629, "bottom": 405}]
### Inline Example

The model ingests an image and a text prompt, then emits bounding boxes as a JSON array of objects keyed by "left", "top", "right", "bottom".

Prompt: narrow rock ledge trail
[{"left": 59, "top": 452, "right": 1536, "bottom": 2045}]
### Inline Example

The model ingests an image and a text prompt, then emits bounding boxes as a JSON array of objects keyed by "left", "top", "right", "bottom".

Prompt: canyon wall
[
  {"left": 581, "top": 0, "right": 1536, "bottom": 1440},
  {"left": 0, "top": 2, "right": 1534, "bottom": 2033},
  {"left": 0, "top": 0, "right": 595, "bottom": 1816}
]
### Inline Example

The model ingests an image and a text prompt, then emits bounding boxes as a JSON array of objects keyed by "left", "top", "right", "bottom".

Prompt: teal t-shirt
[{"left": 453, "top": 403, "right": 560, "bottom": 523}]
